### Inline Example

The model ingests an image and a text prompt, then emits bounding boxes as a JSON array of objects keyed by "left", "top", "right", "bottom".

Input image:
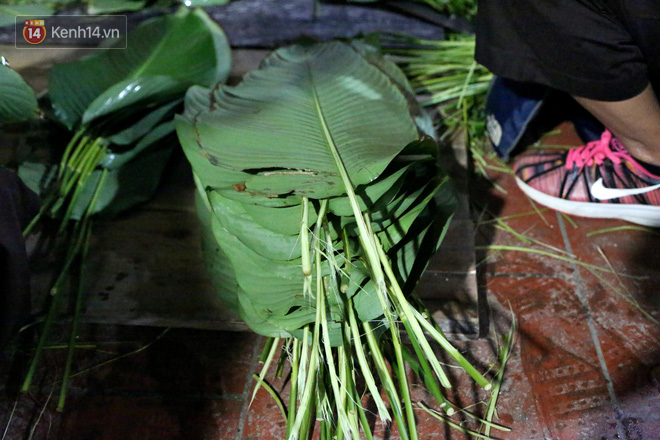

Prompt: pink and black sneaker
[{"left": 513, "top": 130, "right": 660, "bottom": 227}]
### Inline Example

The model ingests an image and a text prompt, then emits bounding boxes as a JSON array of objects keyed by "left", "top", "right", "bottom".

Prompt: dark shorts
[{"left": 475, "top": 0, "right": 660, "bottom": 101}]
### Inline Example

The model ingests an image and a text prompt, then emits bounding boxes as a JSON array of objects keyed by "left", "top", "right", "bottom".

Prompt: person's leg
[
  {"left": 511, "top": 81, "right": 660, "bottom": 227},
  {"left": 573, "top": 83, "right": 660, "bottom": 166}
]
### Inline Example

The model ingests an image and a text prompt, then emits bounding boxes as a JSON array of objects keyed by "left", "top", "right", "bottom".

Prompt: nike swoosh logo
[{"left": 590, "top": 178, "right": 660, "bottom": 200}]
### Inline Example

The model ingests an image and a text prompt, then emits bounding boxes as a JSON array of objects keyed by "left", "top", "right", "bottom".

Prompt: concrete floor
[{"left": 1, "top": 124, "right": 659, "bottom": 440}]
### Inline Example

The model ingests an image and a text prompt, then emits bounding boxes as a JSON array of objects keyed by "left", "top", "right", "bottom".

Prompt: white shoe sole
[{"left": 515, "top": 177, "right": 660, "bottom": 227}]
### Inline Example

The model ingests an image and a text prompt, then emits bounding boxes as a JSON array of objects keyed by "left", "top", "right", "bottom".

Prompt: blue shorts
[{"left": 475, "top": 0, "right": 660, "bottom": 101}]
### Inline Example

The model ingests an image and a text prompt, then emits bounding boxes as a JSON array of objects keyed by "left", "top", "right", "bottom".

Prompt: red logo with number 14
[{"left": 23, "top": 20, "right": 46, "bottom": 44}]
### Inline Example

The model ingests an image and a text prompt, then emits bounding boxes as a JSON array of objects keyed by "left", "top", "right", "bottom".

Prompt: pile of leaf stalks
[{"left": 378, "top": 32, "right": 491, "bottom": 140}]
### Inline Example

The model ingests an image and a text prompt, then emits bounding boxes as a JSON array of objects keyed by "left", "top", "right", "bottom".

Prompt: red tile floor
[{"left": 1, "top": 123, "right": 659, "bottom": 440}]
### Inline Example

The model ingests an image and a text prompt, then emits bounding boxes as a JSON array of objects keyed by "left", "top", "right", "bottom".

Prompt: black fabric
[
  {"left": 0, "top": 167, "right": 40, "bottom": 348},
  {"left": 475, "top": 0, "right": 660, "bottom": 102}
]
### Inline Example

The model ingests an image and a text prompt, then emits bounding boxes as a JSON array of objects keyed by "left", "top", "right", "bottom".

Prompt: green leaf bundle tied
[
  {"left": 17, "top": 8, "right": 232, "bottom": 411},
  {"left": 22, "top": 7, "right": 231, "bottom": 225},
  {"left": 177, "top": 41, "right": 491, "bottom": 439}
]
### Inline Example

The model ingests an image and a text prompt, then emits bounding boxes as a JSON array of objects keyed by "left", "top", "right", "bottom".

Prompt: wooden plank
[
  {"left": 82, "top": 199, "right": 247, "bottom": 331},
  {"left": 204, "top": 0, "right": 444, "bottom": 47}
]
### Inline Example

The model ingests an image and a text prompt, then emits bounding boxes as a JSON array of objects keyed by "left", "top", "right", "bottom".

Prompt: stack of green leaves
[
  {"left": 17, "top": 7, "right": 232, "bottom": 411},
  {"left": 177, "top": 40, "right": 492, "bottom": 439},
  {"left": 21, "top": 7, "right": 231, "bottom": 224}
]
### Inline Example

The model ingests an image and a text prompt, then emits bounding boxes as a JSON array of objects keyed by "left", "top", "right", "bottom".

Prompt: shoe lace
[{"left": 565, "top": 130, "right": 629, "bottom": 170}]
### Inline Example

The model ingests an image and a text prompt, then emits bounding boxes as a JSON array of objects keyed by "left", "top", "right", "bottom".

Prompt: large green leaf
[
  {"left": 179, "top": 84, "right": 213, "bottom": 120},
  {"left": 237, "top": 293, "right": 294, "bottom": 339},
  {"left": 351, "top": 40, "right": 436, "bottom": 139},
  {"left": 209, "top": 214, "right": 309, "bottom": 312},
  {"left": 69, "top": 142, "right": 174, "bottom": 219},
  {"left": 17, "top": 161, "right": 56, "bottom": 196},
  {"left": 378, "top": 175, "right": 456, "bottom": 248},
  {"left": 104, "top": 119, "right": 177, "bottom": 170},
  {"left": 327, "top": 163, "right": 410, "bottom": 217},
  {"left": 50, "top": 8, "right": 231, "bottom": 129},
  {"left": 179, "top": 41, "right": 420, "bottom": 200},
  {"left": 242, "top": 202, "right": 318, "bottom": 236},
  {"left": 350, "top": 40, "right": 415, "bottom": 97},
  {"left": 0, "top": 5, "right": 54, "bottom": 28},
  {"left": 82, "top": 76, "right": 183, "bottom": 124},
  {"left": 344, "top": 265, "right": 383, "bottom": 322},
  {"left": 208, "top": 191, "right": 303, "bottom": 261},
  {"left": 195, "top": 192, "right": 241, "bottom": 315},
  {"left": 105, "top": 99, "right": 181, "bottom": 146},
  {"left": 0, "top": 61, "right": 39, "bottom": 123},
  {"left": 327, "top": 137, "right": 438, "bottom": 218}
]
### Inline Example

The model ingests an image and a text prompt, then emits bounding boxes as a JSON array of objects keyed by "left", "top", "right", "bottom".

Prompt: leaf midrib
[{"left": 307, "top": 57, "right": 388, "bottom": 296}]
